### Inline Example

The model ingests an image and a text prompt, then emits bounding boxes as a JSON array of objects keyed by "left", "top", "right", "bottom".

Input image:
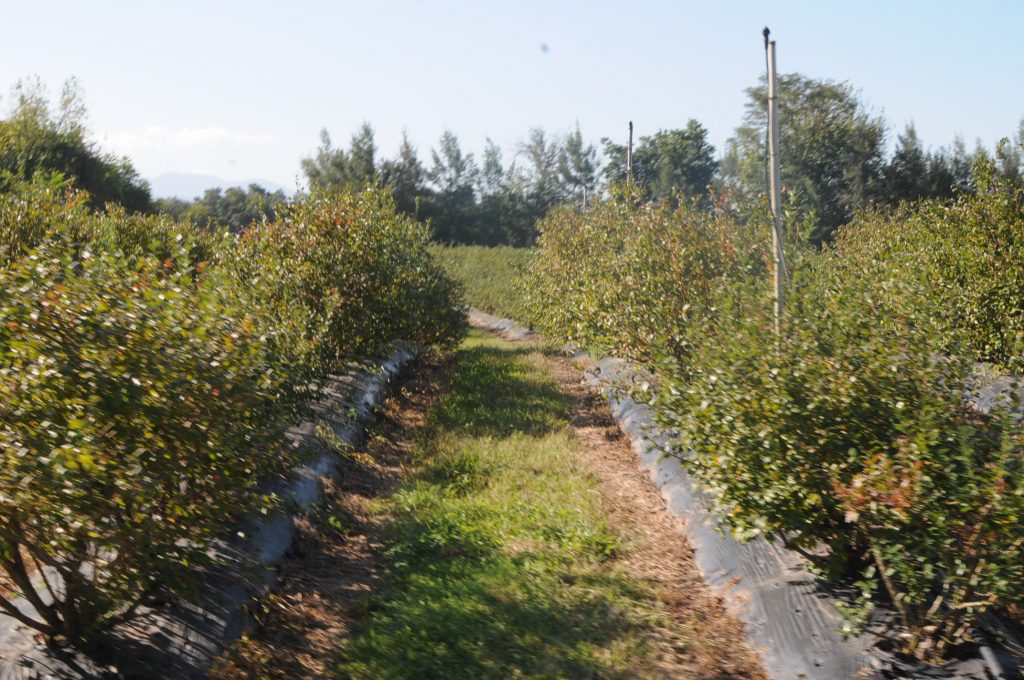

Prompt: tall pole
[
  {"left": 765, "top": 28, "right": 786, "bottom": 336},
  {"left": 626, "top": 121, "right": 634, "bottom": 186}
]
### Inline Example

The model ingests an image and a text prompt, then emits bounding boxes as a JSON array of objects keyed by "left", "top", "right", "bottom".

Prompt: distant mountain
[{"left": 147, "top": 173, "right": 290, "bottom": 200}]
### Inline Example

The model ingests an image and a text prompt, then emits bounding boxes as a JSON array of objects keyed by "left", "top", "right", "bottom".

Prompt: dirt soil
[
  {"left": 549, "top": 354, "right": 766, "bottom": 679},
  {"left": 211, "top": 345, "right": 766, "bottom": 679},
  {"left": 210, "top": 355, "right": 449, "bottom": 680}
]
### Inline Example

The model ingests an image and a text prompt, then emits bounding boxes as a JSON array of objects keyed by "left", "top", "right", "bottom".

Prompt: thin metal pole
[
  {"left": 626, "top": 121, "right": 634, "bottom": 185},
  {"left": 766, "top": 33, "right": 786, "bottom": 335}
]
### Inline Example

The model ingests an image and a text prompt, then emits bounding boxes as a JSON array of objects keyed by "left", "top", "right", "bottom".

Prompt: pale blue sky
[{"left": 2, "top": 1, "right": 1021, "bottom": 190}]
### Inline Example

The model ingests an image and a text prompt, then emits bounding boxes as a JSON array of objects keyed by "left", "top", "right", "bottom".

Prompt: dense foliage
[
  {"left": 526, "top": 188, "right": 761, "bottom": 364},
  {"left": 0, "top": 178, "right": 216, "bottom": 268},
  {"left": 229, "top": 189, "right": 465, "bottom": 381},
  {"left": 303, "top": 90, "right": 1022, "bottom": 249},
  {"left": 155, "top": 183, "right": 287, "bottom": 233},
  {"left": 0, "top": 182, "right": 463, "bottom": 644},
  {"left": 302, "top": 124, "right": 601, "bottom": 247},
  {"left": 0, "top": 78, "right": 151, "bottom": 212},
  {"left": 601, "top": 120, "right": 718, "bottom": 205},
  {"left": 526, "top": 177, "right": 1024, "bottom": 659},
  {"left": 722, "top": 74, "right": 888, "bottom": 244},
  {"left": 662, "top": 258, "right": 1022, "bottom": 658},
  {"left": 822, "top": 165, "right": 1024, "bottom": 370},
  {"left": 722, "top": 75, "right": 1024, "bottom": 245},
  {"left": 0, "top": 243, "right": 290, "bottom": 642}
]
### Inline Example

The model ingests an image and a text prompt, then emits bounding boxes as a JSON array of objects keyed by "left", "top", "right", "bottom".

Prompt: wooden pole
[
  {"left": 766, "top": 33, "right": 786, "bottom": 335},
  {"left": 626, "top": 121, "right": 634, "bottom": 185}
]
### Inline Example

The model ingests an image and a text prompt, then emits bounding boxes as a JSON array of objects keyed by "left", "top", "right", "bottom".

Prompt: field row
[
  {"left": 0, "top": 182, "right": 464, "bottom": 643},
  {"left": 448, "top": 166, "right": 1024, "bottom": 661}
]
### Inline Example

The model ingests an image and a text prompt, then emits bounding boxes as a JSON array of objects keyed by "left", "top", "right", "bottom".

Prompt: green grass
[
  {"left": 431, "top": 245, "right": 533, "bottom": 322},
  {"left": 336, "top": 330, "right": 669, "bottom": 679}
]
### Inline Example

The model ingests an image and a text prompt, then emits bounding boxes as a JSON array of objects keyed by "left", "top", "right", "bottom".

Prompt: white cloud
[
  {"left": 94, "top": 125, "right": 293, "bottom": 185},
  {"left": 101, "top": 125, "right": 277, "bottom": 156}
]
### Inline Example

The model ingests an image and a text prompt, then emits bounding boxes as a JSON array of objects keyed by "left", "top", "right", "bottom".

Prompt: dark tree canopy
[
  {"left": 602, "top": 120, "right": 718, "bottom": 204},
  {"left": 0, "top": 78, "right": 152, "bottom": 212},
  {"left": 423, "top": 130, "right": 479, "bottom": 243},
  {"left": 155, "top": 183, "right": 287, "bottom": 233},
  {"left": 881, "top": 124, "right": 968, "bottom": 204},
  {"left": 379, "top": 131, "right": 425, "bottom": 216},
  {"left": 301, "top": 123, "right": 379, "bottom": 191},
  {"left": 558, "top": 124, "right": 598, "bottom": 207},
  {"left": 723, "top": 74, "right": 887, "bottom": 244},
  {"left": 883, "top": 124, "right": 930, "bottom": 203},
  {"left": 293, "top": 92, "right": 1023, "bottom": 247}
]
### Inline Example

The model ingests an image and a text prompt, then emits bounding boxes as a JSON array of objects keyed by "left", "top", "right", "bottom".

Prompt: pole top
[{"left": 763, "top": 26, "right": 770, "bottom": 48}]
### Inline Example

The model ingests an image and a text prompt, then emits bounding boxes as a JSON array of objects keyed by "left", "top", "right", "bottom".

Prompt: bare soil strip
[
  {"left": 210, "top": 356, "right": 449, "bottom": 679},
  {"left": 549, "top": 354, "right": 766, "bottom": 679}
]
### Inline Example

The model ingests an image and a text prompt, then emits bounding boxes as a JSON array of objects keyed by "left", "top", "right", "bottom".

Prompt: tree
[
  {"left": 923, "top": 150, "right": 957, "bottom": 200},
  {"left": 492, "top": 128, "right": 574, "bottom": 246},
  {"left": 153, "top": 195, "right": 192, "bottom": 220},
  {"left": 424, "top": 130, "right": 478, "bottom": 242},
  {"left": 947, "top": 135, "right": 974, "bottom": 191},
  {"left": 558, "top": 124, "right": 598, "bottom": 207},
  {"left": 155, "top": 183, "right": 286, "bottom": 232},
  {"left": 602, "top": 120, "right": 717, "bottom": 205},
  {"left": 995, "top": 120, "right": 1023, "bottom": 186},
  {"left": 880, "top": 125, "right": 970, "bottom": 204},
  {"left": 600, "top": 134, "right": 629, "bottom": 187},
  {"left": 301, "top": 129, "right": 348, "bottom": 190},
  {"left": 724, "top": 74, "right": 886, "bottom": 244},
  {"left": 883, "top": 123, "right": 929, "bottom": 203},
  {"left": 380, "top": 131, "right": 426, "bottom": 216},
  {"left": 428, "top": 130, "right": 477, "bottom": 194},
  {"left": 301, "top": 122, "right": 378, "bottom": 191},
  {"left": 521, "top": 128, "right": 561, "bottom": 207},
  {"left": 640, "top": 122, "right": 717, "bottom": 203},
  {"left": 0, "top": 77, "right": 151, "bottom": 212},
  {"left": 475, "top": 139, "right": 515, "bottom": 245},
  {"left": 478, "top": 138, "right": 506, "bottom": 199},
  {"left": 348, "top": 122, "right": 377, "bottom": 185}
]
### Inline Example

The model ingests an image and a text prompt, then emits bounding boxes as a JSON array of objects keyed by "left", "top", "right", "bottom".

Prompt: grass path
[{"left": 213, "top": 330, "right": 764, "bottom": 679}]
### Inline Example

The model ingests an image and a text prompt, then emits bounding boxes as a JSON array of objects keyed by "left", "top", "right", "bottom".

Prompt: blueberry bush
[
  {"left": 527, "top": 171, "right": 1024, "bottom": 659},
  {"left": 0, "top": 183, "right": 464, "bottom": 644}
]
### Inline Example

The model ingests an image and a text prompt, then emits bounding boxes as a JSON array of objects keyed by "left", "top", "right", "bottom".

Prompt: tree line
[
  {"left": 0, "top": 78, "right": 151, "bottom": 212},
  {"left": 722, "top": 73, "right": 1024, "bottom": 244},
  {"left": 299, "top": 120, "right": 723, "bottom": 246},
  {"left": 301, "top": 76, "right": 1022, "bottom": 246},
  {"left": 154, "top": 185, "right": 287, "bottom": 234},
  {"left": 2, "top": 76, "right": 1022, "bottom": 245}
]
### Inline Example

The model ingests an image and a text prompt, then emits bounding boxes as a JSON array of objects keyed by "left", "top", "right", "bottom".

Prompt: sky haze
[{"left": 2, "top": 0, "right": 1021, "bottom": 191}]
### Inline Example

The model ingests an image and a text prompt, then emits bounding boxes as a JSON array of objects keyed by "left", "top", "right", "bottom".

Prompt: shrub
[
  {"left": 661, "top": 219, "right": 1024, "bottom": 658},
  {"left": 1, "top": 180, "right": 218, "bottom": 272},
  {"left": 529, "top": 173, "right": 1024, "bottom": 658},
  {"left": 228, "top": 188, "right": 465, "bottom": 383},
  {"left": 0, "top": 179, "right": 91, "bottom": 265},
  {"left": 0, "top": 242, "right": 294, "bottom": 643},
  {"left": 825, "top": 163, "right": 1024, "bottom": 371},
  {"left": 526, "top": 188, "right": 760, "bottom": 364},
  {"left": 0, "top": 186, "right": 465, "bottom": 645}
]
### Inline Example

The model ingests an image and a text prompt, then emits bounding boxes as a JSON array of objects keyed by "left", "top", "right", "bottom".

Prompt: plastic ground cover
[
  {"left": 470, "top": 309, "right": 1022, "bottom": 680},
  {"left": 0, "top": 345, "right": 417, "bottom": 680}
]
